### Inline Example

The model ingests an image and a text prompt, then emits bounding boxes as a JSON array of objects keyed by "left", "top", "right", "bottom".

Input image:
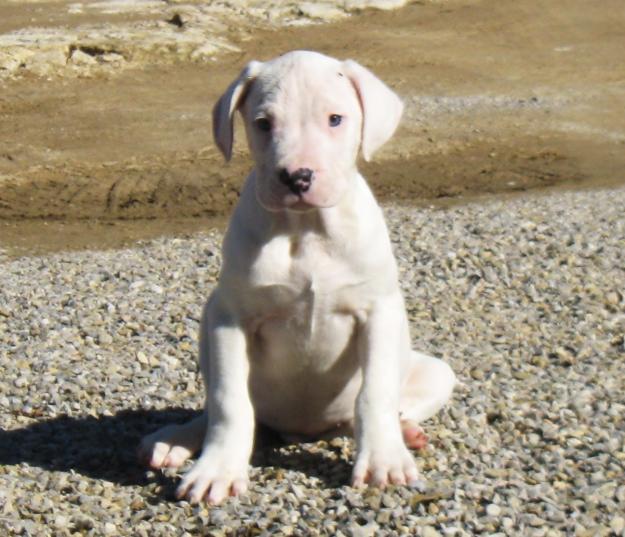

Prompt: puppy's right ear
[{"left": 212, "top": 60, "right": 263, "bottom": 161}]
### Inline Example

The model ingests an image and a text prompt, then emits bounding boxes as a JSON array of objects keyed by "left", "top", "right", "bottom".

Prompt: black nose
[{"left": 279, "top": 168, "right": 314, "bottom": 195}]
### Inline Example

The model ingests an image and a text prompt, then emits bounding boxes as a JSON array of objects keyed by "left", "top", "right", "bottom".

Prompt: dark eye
[
  {"left": 255, "top": 117, "right": 271, "bottom": 132},
  {"left": 329, "top": 114, "right": 342, "bottom": 127}
]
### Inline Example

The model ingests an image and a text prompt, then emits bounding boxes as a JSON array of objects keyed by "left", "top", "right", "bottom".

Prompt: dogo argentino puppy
[{"left": 139, "top": 50, "right": 456, "bottom": 504}]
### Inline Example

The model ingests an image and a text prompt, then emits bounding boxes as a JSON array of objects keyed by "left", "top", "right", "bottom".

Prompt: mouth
[
  {"left": 255, "top": 184, "right": 318, "bottom": 213},
  {"left": 254, "top": 171, "right": 339, "bottom": 212},
  {"left": 282, "top": 191, "right": 319, "bottom": 211}
]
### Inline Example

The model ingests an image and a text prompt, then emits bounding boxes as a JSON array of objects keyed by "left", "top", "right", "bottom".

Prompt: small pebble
[{"left": 486, "top": 503, "right": 501, "bottom": 517}]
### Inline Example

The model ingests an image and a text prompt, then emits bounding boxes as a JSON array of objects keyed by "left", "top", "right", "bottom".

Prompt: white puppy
[{"left": 139, "top": 50, "right": 456, "bottom": 504}]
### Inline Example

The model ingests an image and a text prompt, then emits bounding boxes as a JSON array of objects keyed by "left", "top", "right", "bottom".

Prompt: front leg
[
  {"left": 352, "top": 292, "right": 420, "bottom": 487},
  {"left": 176, "top": 292, "right": 255, "bottom": 504}
]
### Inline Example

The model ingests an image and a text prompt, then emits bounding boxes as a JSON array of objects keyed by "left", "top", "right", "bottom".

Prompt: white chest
[{"left": 247, "top": 233, "right": 367, "bottom": 326}]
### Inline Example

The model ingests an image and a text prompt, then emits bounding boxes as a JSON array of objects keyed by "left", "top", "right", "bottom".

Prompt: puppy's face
[{"left": 241, "top": 53, "right": 363, "bottom": 212}]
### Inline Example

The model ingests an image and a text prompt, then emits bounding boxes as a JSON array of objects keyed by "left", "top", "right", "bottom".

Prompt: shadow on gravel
[
  {"left": 0, "top": 408, "right": 353, "bottom": 491},
  {"left": 252, "top": 428, "right": 355, "bottom": 489},
  {"left": 0, "top": 407, "right": 200, "bottom": 487}
]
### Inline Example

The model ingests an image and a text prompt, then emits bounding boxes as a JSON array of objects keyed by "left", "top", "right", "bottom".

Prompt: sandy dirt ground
[{"left": 1, "top": 0, "right": 624, "bottom": 255}]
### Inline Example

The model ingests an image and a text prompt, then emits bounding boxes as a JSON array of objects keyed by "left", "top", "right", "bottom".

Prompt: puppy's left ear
[
  {"left": 212, "top": 60, "right": 263, "bottom": 161},
  {"left": 342, "top": 60, "right": 404, "bottom": 161}
]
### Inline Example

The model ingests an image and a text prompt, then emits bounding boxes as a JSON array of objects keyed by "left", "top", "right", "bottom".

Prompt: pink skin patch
[{"left": 401, "top": 420, "right": 429, "bottom": 450}]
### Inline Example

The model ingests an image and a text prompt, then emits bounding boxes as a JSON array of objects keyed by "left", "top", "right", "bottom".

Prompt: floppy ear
[
  {"left": 212, "top": 60, "right": 263, "bottom": 161},
  {"left": 342, "top": 60, "right": 404, "bottom": 161}
]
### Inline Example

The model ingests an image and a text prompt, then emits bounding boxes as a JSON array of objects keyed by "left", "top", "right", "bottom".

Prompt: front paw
[
  {"left": 352, "top": 441, "right": 420, "bottom": 488},
  {"left": 176, "top": 446, "right": 249, "bottom": 504}
]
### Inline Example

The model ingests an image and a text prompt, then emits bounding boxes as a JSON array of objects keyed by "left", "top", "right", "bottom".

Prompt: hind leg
[
  {"left": 138, "top": 413, "right": 206, "bottom": 469},
  {"left": 400, "top": 351, "right": 456, "bottom": 449}
]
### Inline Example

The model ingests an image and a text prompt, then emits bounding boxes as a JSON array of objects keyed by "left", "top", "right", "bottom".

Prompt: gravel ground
[{"left": 1, "top": 187, "right": 624, "bottom": 536}]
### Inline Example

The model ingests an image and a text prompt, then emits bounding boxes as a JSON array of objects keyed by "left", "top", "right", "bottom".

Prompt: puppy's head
[{"left": 213, "top": 50, "right": 403, "bottom": 212}]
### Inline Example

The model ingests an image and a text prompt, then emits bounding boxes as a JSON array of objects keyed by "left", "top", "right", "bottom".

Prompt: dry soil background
[{"left": 0, "top": 0, "right": 624, "bottom": 255}]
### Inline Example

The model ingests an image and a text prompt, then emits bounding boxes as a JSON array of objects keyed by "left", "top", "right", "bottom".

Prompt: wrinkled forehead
[{"left": 245, "top": 53, "right": 359, "bottom": 115}]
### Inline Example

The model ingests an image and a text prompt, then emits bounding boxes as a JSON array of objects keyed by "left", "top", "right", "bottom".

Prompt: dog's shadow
[{"left": 0, "top": 408, "right": 353, "bottom": 494}]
